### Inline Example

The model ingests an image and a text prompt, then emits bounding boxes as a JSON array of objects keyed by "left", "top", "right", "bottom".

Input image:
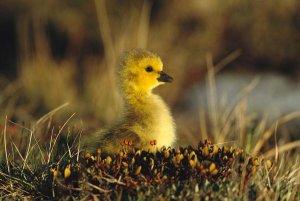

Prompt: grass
[
  {"left": 0, "top": 116, "right": 299, "bottom": 200},
  {"left": 1, "top": 0, "right": 300, "bottom": 200}
]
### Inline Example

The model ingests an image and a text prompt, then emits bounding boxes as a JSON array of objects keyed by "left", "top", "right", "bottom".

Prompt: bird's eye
[{"left": 145, "top": 66, "right": 153, "bottom": 72}]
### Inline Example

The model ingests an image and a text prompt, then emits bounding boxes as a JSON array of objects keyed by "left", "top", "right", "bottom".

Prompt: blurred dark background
[{"left": 1, "top": 0, "right": 300, "bottom": 147}]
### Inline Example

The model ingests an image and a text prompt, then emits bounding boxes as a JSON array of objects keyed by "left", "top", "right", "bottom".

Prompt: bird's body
[{"left": 83, "top": 49, "right": 176, "bottom": 153}]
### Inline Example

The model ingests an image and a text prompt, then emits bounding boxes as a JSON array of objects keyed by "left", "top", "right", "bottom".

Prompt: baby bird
[{"left": 83, "top": 49, "right": 176, "bottom": 153}]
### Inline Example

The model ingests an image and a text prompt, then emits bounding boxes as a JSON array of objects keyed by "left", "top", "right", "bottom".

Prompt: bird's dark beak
[{"left": 157, "top": 71, "right": 173, "bottom": 83}]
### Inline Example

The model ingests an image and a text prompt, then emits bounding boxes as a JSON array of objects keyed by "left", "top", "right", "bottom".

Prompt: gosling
[{"left": 83, "top": 49, "right": 176, "bottom": 153}]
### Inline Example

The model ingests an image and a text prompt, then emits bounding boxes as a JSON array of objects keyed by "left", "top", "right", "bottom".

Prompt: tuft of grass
[{"left": 1, "top": 116, "right": 299, "bottom": 200}]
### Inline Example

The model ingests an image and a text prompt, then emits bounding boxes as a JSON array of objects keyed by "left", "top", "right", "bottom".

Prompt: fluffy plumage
[{"left": 83, "top": 49, "right": 176, "bottom": 153}]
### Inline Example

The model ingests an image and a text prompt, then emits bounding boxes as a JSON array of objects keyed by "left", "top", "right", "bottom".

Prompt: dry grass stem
[
  {"left": 254, "top": 111, "right": 300, "bottom": 155},
  {"left": 137, "top": 0, "right": 152, "bottom": 48},
  {"left": 215, "top": 49, "right": 242, "bottom": 73},
  {"left": 87, "top": 182, "right": 111, "bottom": 193},
  {"left": 206, "top": 53, "right": 218, "bottom": 139},
  {"left": 36, "top": 102, "right": 70, "bottom": 125},
  {"left": 263, "top": 140, "right": 300, "bottom": 158},
  {"left": 47, "top": 113, "right": 76, "bottom": 164}
]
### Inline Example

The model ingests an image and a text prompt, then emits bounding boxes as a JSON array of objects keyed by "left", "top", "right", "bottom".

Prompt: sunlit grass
[
  {"left": 0, "top": 114, "right": 299, "bottom": 200},
  {"left": 1, "top": 0, "right": 300, "bottom": 199}
]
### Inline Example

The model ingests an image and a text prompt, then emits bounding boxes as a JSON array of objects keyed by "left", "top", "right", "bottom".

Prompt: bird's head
[{"left": 119, "top": 49, "right": 173, "bottom": 94}]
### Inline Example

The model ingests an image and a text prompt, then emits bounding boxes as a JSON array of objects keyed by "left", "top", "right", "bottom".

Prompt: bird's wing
[
  {"left": 82, "top": 127, "right": 141, "bottom": 153},
  {"left": 102, "top": 127, "right": 141, "bottom": 146}
]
